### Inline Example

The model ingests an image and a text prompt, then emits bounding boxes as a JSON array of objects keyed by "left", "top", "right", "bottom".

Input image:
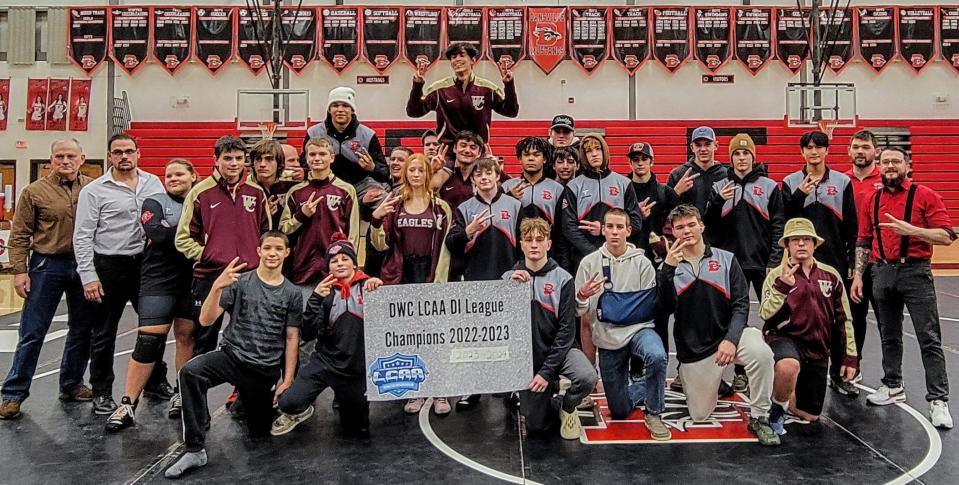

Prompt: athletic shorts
[
  {"left": 139, "top": 293, "right": 193, "bottom": 327},
  {"left": 768, "top": 337, "right": 828, "bottom": 416}
]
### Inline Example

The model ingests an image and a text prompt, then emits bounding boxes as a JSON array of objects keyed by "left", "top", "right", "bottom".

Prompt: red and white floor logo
[{"left": 581, "top": 386, "right": 758, "bottom": 444}]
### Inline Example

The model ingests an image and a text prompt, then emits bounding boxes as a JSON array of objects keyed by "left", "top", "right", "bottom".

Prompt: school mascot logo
[
  {"left": 819, "top": 279, "right": 834, "bottom": 298},
  {"left": 242, "top": 195, "right": 258, "bottom": 213},
  {"left": 327, "top": 194, "right": 342, "bottom": 211},
  {"left": 369, "top": 353, "right": 429, "bottom": 397},
  {"left": 472, "top": 95, "right": 485, "bottom": 110}
]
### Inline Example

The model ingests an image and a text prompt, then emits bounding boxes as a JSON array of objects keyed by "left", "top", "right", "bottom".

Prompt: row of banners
[
  {"left": 22, "top": 79, "right": 92, "bottom": 132},
  {"left": 67, "top": 6, "right": 959, "bottom": 77}
]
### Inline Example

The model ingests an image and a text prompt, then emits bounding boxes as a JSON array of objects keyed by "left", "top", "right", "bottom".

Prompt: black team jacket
[
  {"left": 445, "top": 191, "right": 522, "bottom": 281},
  {"left": 302, "top": 270, "right": 370, "bottom": 379},
  {"left": 782, "top": 166, "right": 857, "bottom": 276}
]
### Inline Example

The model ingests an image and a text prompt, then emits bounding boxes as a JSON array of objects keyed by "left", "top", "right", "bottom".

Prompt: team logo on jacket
[
  {"left": 500, "top": 210, "right": 511, "bottom": 220},
  {"left": 327, "top": 194, "right": 342, "bottom": 211},
  {"left": 752, "top": 186, "right": 764, "bottom": 197},
  {"left": 543, "top": 283, "right": 554, "bottom": 296},
  {"left": 825, "top": 185, "right": 837, "bottom": 196},
  {"left": 242, "top": 195, "right": 258, "bottom": 212},
  {"left": 351, "top": 140, "right": 360, "bottom": 152},
  {"left": 141, "top": 210, "right": 154, "bottom": 224},
  {"left": 707, "top": 260, "right": 721, "bottom": 272},
  {"left": 819, "top": 280, "right": 834, "bottom": 298},
  {"left": 609, "top": 186, "right": 619, "bottom": 197},
  {"left": 369, "top": 353, "right": 429, "bottom": 397},
  {"left": 472, "top": 95, "right": 485, "bottom": 110},
  {"left": 542, "top": 190, "right": 552, "bottom": 200}
]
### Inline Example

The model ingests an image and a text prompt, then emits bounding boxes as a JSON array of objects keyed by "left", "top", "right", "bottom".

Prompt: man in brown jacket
[{"left": 1, "top": 138, "right": 96, "bottom": 420}]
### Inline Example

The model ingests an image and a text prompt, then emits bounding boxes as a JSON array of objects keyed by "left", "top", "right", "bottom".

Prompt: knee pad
[{"left": 132, "top": 332, "right": 166, "bottom": 364}]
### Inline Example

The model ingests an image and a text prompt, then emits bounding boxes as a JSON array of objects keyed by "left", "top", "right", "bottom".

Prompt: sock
[
  {"left": 164, "top": 450, "right": 208, "bottom": 479},
  {"left": 773, "top": 399, "right": 790, "bottom": 410}
]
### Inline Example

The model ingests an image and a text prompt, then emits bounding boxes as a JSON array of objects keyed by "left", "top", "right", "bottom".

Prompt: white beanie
[{"left": 327, "top": 86, "right": 357, "bottom": 112}]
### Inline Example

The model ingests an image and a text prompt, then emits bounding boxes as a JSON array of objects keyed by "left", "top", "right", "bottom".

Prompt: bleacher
[{"left": 128, "top": 119, "right": 959, "bottom": 221}]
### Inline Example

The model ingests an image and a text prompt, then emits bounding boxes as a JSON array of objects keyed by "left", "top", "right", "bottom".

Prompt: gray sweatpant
[{"left": 519, "top": 348, "right": 598, "bottom": 432}]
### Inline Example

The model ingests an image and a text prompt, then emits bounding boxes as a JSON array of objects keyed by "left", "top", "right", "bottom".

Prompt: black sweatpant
[
  {"left": 191, "top": 277, "right": 225, "bottom": 356},
  {"left": 277, "top": 354, "right": 369, "bottom": 432},
  {"left": 179, "top": 349, "right": 279, "bottom": 452}
]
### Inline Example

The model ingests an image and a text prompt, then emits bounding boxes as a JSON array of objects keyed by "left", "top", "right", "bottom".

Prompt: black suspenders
[{"left": 873, "top": 184, "right": 918, "bottom": 263}]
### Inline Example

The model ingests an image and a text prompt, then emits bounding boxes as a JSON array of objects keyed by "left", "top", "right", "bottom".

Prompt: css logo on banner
[{"left": 369, "top": 353, "right": 429, "bottom": 397}]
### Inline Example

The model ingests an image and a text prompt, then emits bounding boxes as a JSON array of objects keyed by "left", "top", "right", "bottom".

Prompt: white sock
[{"left": 165, "top": 449, "right": 208, "bottom": 479}]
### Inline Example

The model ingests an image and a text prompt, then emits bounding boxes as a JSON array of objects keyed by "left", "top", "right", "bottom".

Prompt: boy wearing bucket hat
[{"left": 759, "top": 218, "right": 858, "bottom": 435}]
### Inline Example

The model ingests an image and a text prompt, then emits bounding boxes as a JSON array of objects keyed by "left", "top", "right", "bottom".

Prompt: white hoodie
[{"left": 575, "top": 243, "right": 657, "bottom": 351}]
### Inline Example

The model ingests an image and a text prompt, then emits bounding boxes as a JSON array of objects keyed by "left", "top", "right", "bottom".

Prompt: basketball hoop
[
  {"left": 817, "top": 119, "right": 840, "bottom": 140},
  {"left": 257, "top": 121, "right": 278, "bottom": 140}
]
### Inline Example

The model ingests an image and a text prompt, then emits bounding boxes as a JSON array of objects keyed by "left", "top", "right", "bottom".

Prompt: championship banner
[
  {"left": 611, "top": 7, "right": 650, "bottom": 75},
  {"left": 445, "top": 7, "right": 483, "bottom": 55},
  {"left": 25, "top": 79, "right": 49, "bottom": 131},
  {"left": 734, "top": 7, "right": 773, "bottom": 75},
  {"left": 694, "top": 7, "right": 732, "bottom": 73},
  {"left": 403, "top": 7, "right": 443, "bottom": 72},
  {"left": 776, "top": 8, "right": 810, "bottom": 75},
  {"left": 363, "top": 7, "right": 402, "bottom": 74},
  {"left": 942, "top": 7, "right": 959, "bottom": 73},
  {"left": 652, "top": 8, "right": 691, "bottom": 73},
  {"left": 486, "top": 7, "right": 526, "bottom": 66},
  {"left": 152, "top": 7, "right": 192, "bottom": 76},
  {"left": 110, "top": 7, "right": 151, "bottom": 76},
  {"left": 193, "top": 7, "right": 235, "bottom": 75},
  {"left": 899, "top": 7, "right": 936, "bottom": 73},
  {"left": 68, "top": 8, "right": 108, "bottom": 76},
  {"left": 69, "top": 79, "right": 92, "bottom": 132},
  {"left": 46, "top": 79, "right": 70, "bottom": 132},
  {"left": 238, "top": 8, "right": 272, "bottom": 75},
  {"left": 280, "top": 7, "right": 317, "bottom": 74},
  {"left": 857, "top": 7, "right": 897, "bottom": 74},
  {"left": 364, "top": 280, "right": 532, "bottom": 401},
  {"left": 320, "top": 7, "right": 360, "bottom": 73},
  {"left": 0, "top": 79, "right": 9, "bottom": 131},
  {"left": 527, "top": 7, "right": 567, "bottom": 75},
  {"left": 570, "top": 7, "right": 609, "bottom": 75},
  {"left": 818, "top": 9, "right": 854, "bottom": 75}
]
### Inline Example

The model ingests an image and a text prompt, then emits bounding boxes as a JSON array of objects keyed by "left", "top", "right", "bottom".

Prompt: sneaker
[
  {"left": 866, "top": 385, "right": 906, "bottom": 406},
  {"left": 143, "top": 380, "right": 175, "bottom": 401},
  {"left": 92, "top": 395, "right": 118, "bottom": 415},
  {"left": 404, "top": 398, "right": 426, "bottom": 414},
  {"left": 0, "top": 400, "right": 22, "bottom": 420},
  {"left": 769, "top": 403, "right": 787, "bottom": 436},
  {"left": 645, "top": 414, "right": 672, "bottom": 441},
  {"left": 670, "top": 374, "right": 683, "bottom": 392},
  {"left": 270, "top": 405, "right": 315, "bottom": 436},
  {"left": 58, "top": 385, "right": 94, "bottom": 402},
  {"left": 733, "top": 374, "right": 749, "bottom": 393},
  {"left": 576, "top": 396, "right": 595, "bottom": 410},
  {"left": 929, "top": 400, "right": 954, "bottom": 429},
  {"left": 852, "top": 371, "right": 863, "bottom": 384},
  {"left": 105, "top": 397, "right": 136, "bottom": 432},
  {"left": 506, "top": 392, "right": 520, "bottom": 409},
  {"left": 559, "top": 409, "right": 582, "bottom": 440},
  {"left": 168, "top": 393, "right": 182, "bottom": 419},
  {"left": 718, "top": 380, "right": 734, "bottom": 398},
  {"left": 455, "top": 394, "right": 481, "bottom": 410},
  {"left": 748, "top": 416, "right": 782, "bottom": 446},
  {"left": 829, "top": 375, "right": 860, "bottom": 397},
  {"left": 433, "top": 398, "right": 452, "bottom": 415}
]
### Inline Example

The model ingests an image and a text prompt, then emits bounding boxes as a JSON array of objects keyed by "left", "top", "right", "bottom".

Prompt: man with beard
[{"left": 853, "top": 147, "right": 956, "bottom": 429}]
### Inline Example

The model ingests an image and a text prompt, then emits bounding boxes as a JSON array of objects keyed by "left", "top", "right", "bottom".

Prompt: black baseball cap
[
  {"left": 550, "top": 115, "right": 574, "bottom": 131},
  {"left": 628, "top": 142, "right": 654, "bottom": 159}
]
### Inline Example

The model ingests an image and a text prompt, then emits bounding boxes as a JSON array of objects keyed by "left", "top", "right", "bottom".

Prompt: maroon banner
[
  {"left": 69, "top": 8, "right": 109, "bottom": 76},
  {"left": 281, "top": 7, "right": 317, "bottom": 74},
  {"left": 694, "top": 8, "right": 732, "bottom": 72},
  {"left": 445, "top": 7, "right": 484, "bottom": 55},
  {"left": 652, "top": 8, "right": 690, "bottom": 73},
  {"left": 46, "top": 79, "right": 70, "bottom": 132},
  {"left": 486, "top": 7, "right": 526, "bottom": 66},
  {"left": 237, "top": 8, "right": 272, "bottom": 75},
  {"left": 69, "top": 79, "right": 92, "bottom": 132},
  {"left": 110, "top": 7, "right": 151, "bottom": 76},
  {"left": 611, "top": 7, "right": 650, "bottom": 74},
  {"left": 320, "top": 7, "right": 361, "bottom": 73},
  {"left": 26, "top": 79, "right": 49, "bottom": 131},
  {"left": 899, "top": 7, "right": 936, "bottom": 73},
  {"left": 942, "top": 7, "right": 959, "bottom": 73},
  {"left": 570, "top": 7, "right": 609, "bottom": 74},
  {"left": 153, "top": 7, "right": 192, "bottom": 75},
  {"left": 734, "top": 8, "right": 773, "bottom": 75},
  {"left": 0, "top": 79, "right": 9, "bottom": 131},
  {"left": 363, "top": 7, "right": 402, "bottom": 74},
  {"left": 404, "top": 7, "right": 443, "bottom": 72},
  {"left": 776, "top": 8, "right": 810, "bottom": 75},
  {"left": 857, "top": 7, "right": 897, "bottom": 74},
  {"left": 193, "top": 7, "right": 235, "bottom": 75},
  {"left": 527, "top": 7, "right": 567, "bottom": 74},
  {"left": 818, "top": 9, "right": 854, "bottom": 75}
]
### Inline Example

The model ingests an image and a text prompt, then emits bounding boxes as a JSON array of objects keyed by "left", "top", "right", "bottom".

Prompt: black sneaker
[
  {"left": 168, "top": 393, "right": 182, "bottom": 419},
  {"left": 732, "top": 374, "right": 749, "bottom": 393},
  {"left": 669, "top": 375, "right": 684, "bottom": 392},
  {"left": 92, "top": 395, "right": 118, "bottom": 415},
  {"left": 456, "top": 394, "right": 481, "bottom": 410},
  {"left": 829, "top": 375, "right": 860, "bottom": 397},
  {"left": 144, "top": 380, "right": 175, "bottom": 401},
  {"left": 105, "top": 397, "right": 136, "bottom": 432},
  {"left": 718, "top": 380, "right": 734, "bottom": 398}
]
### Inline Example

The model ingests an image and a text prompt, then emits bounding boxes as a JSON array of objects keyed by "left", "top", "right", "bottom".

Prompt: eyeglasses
[{"left": 110, "top": 149, "right": 137, "bottom": 156}]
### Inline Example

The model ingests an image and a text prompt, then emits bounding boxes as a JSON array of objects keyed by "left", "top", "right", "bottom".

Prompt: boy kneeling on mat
[
  {"left": 166, "top": 232, "right": 303, "bottom": 479},
  {"left": 759, "top": 218, "right": 858, "bottom": 435},
  {"left": 505, "top": 218, "right": 598, "bottom": 439},
  {"left": 271, "top": 233, "right": 383, "bottom": 437}
]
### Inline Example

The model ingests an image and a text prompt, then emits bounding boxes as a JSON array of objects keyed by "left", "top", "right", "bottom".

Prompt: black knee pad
[{"left": 132, "top": 332, "right": 166, "bottom": 364}]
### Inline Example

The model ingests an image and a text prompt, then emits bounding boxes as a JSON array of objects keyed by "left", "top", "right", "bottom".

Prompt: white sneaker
[
  {"left": 929, "top": 400, "right": 954, "bottom": 429},
  {"left": 559, "top": 409, "right": 582, "bottom": 440},
  {"left": 866, "top": 385, "right": 906, "bottom": 406}
]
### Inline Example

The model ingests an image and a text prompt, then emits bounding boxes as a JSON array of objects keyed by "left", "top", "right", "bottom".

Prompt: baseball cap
[
  {"left": 691, "top": 126, "right": 716, "bottom": 142},
  {"left": 550, "top": 115, "right": 575, "bottom": 131},
  {"left": 627, "top": 142, "right": 654, "bottom": 159}
]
